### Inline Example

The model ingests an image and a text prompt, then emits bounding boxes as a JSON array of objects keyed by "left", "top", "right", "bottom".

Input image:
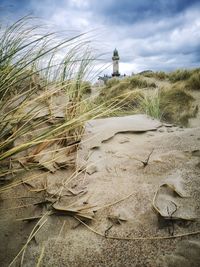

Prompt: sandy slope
[{"left": 1, "top": 115, "right": 199, "bottom": 266}]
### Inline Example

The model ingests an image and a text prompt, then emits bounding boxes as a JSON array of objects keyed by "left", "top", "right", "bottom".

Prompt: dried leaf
[
  {"left": 153, "top": 184, "right": 197, "bottom": 220},
  {"left": 53, "top": 202, "right": 95, "bottom": 220}
]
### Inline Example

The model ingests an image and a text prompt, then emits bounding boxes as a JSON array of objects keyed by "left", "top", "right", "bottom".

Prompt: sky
[{"left": 1, "top": 0, "right": 200, "bottom": 76}]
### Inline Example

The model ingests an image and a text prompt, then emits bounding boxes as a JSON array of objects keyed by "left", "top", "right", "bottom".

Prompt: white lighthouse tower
[{"left": 112, "top": 48, "right": 120, "bottom": 77}]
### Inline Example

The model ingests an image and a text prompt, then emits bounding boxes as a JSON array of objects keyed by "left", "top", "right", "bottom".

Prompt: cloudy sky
[{"left": 1, "top": 0, "right": 200, "bottom": 75}]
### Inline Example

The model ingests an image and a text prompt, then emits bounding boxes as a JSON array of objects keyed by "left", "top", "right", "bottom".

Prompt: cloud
[
  {"left": 1, "top": 0, "right": 200, "bottom": 75},
  {"left": 89, "top": 0, "right": 200, "bottom": 24}
]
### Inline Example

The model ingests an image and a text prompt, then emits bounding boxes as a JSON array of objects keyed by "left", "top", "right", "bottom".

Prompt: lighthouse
[{"left": 112, "top": 48, "right": 120, "bottom": 77}]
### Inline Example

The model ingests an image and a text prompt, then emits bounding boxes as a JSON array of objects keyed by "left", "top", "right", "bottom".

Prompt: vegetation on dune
[
  {"left": 168, "top": 69, "right": 192, "bottom": 82},
  {"left": 137, "top": 86, "right": 195, "bottom": 124},
  {"left": 95, "top": 72, "right": 197, "bottom": 124},
  {"left": 127, "top": 75, "right": 157, "bottom": 88},
  {"left": 96, "top": 76, "right": 156, "bottom": 112},
  {"left": 109, "top": 89, "right": 143, "bottom": 112},
  {"left": 141, "top": 71, "right": 168, "bottom": 80},
  {"left": 160, "top": 87, "right": 195, "bottom": 124},
  {"left": 106, "top": 78, "right": 120, "bottom": 88},
  {"left": 100, "top": 80, "right": 128, "bottom": 99},
  {"left": 0, "top": 17, "right": 115, "bottom": 184},
  {"left": 105, "top": 75, "right": 156, "bottom": 90},
  {"left": 80, "top": 81, "right": 92, "bottom": 95},
  {"left": 97, "top": 80, "right": 139, "bottom": 113},
  {"left": 167, "top": 68, "right": 200, "bottom": 88},
  {"left": 138, "top": 90, "right": 161, "bottom": 119},
  {"left": 185, "top": 71, "right": 200, "bottom": 90},
  {"left": 140, "top": 68, "right": 200, "bottom": 91}
]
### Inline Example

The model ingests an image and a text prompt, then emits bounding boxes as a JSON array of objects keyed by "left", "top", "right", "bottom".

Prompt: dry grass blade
[
  {"left": 74, "top": 216, "right": 200, "bottom": 241},
  {"left": 35, "top": 244, "right": 45, "bottom": 267},
  {"left": 8, "top": 214, "right": 48, "bottom": 267}
]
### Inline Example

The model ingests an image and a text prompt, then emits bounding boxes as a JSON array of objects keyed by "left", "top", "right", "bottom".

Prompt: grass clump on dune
[
  {"left": 97, "top": 77, "right": 145, "bottom": 113},
  {"left": 185, "top": 71, "right": 200, "bottom": 90},
  {"left": 127, "top": 75, "right": 157, "bottom": 88},
  {"left": 104, "top": 75, "right": 156, "bottom": 93},
  {"left": 99, "top": 80, "right": 129, "bottom": 98},
  {"left": 168, "top": 69, "right": 192, "bottom": 82},
  {"left": 140, "top": 68, "right": 200, "bottom": 86},
  {"left": 139, "top": 90, "right": 161, "bottom": 119},
  {"left": 140, "top": 71, "right": 168, "bottom": 80},
  {"left": 168, "top": 68, "right": 200, "bottom": 83},
  {"left": 106, "top": 78, "right": 120, "bottom": 88},
  {"left": 159, "top": 87, "right": 195, "bottom": 124},
  {"left": 80, "top": 81, "right": 92, "bottom": 95},
  {"left": 111, "top": 90, "right": 143, "bottom": 111},
  {"left": 139, "top": 86, "right": 195, "bottom": 124},
  {"left": 97, "top": 75, "right": 156, "bottom": 111}
]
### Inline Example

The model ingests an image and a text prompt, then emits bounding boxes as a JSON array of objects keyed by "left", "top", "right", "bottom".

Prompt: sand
[{"left": 0, "top": 114, "right": 200, "bottom": 266}]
